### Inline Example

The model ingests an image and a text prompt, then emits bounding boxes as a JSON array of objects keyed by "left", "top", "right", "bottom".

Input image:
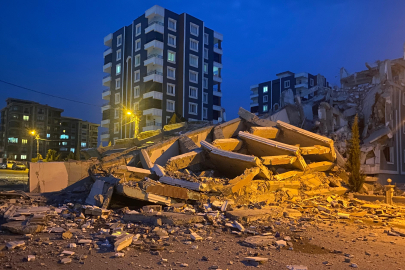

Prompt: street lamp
[
  {"left": 29, "top": 130, "right": 40, "bottom": 159},
  {"left": 125, "top": 109, "right": 141, "bottom": 138}
]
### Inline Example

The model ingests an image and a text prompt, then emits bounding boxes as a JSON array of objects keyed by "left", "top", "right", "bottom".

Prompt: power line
[{"left": 0, "top": 79, "right": 100, "bottom": 107}]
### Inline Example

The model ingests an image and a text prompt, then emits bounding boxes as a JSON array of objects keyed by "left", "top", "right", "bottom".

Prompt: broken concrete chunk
[
  {"left": 153, "top": 164, "right": 166, "bottom": 177},
  {"left": 250, "top": 126, "right": 279, "bottom": 139},
  {"left": 114, "top": 234, "right": 134, "bottom": 252},
  {"left": 62, "top": 230, "right": 73, "bottom": 240},
  {"left": 178, "top": 135, "right": 199, "bottom": 154},
  {"left": 27, "top": 255, "right": 35, "bottom": 262},
  {"left": 261, "top": 155, "right": 297, "bottom": 166},
  {"left": 243, "top": 235, "right": 275, "bottom": 247},
  {"left": 300, "top": 145, "right": 331, "bottom": 155},
  {"left": 6, "top": 241, "right": 25, "bottom": 250},
  {"left": 212, "top": 138, "right": 243, "bottom": 151},
  {"left": 275, "top": 240, "right": 287, "bottom": 247},
  {"left": 226, "top": 167, "right": 260, "bottom": 194},
  {"left": 244, "top": 257, "right": 269, "bottom": 265},
  {"left": 234, "top": 221, "right": 245, "bottom": 232},
  {"left": 60, "top": 258, "right": 72, "bottom": 264},
  {"left": 140, "top": 149, "right": 154, "bottom": 170},
  {"left": 85, "top": 180, "right": 105, "bottom": 206},
  {"left": 238, "top": 107, "right": 276, "bottom": 127},
  {"left": 190, "top": 232, "right": 202, "bottom": 241},
  {"left": 2, "top": 222, "right": 44, "bottom": 235},
  {"left": 165, "top": 149, "right": 205, "bottom": 171},
  {"left": 287, "top": 265, "right": 308, "bottom": 270},
  {"left": 308, "top": 161, "right": 335, "bottom": 172},
  {"left": 159, "top": 176, "right": 205, "bottom": 192}
]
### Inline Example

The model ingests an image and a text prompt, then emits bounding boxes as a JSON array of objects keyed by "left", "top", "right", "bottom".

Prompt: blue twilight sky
[{"left": 1, "top": 0, "right": 405, "bottom": 126}]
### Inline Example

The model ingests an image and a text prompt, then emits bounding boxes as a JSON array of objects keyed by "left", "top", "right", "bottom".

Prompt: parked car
[
  {"left": 0, "top": 163, "right": 6, "bottom": 169},
  {"left": 12, "top": 162, "right": 26, "bottom": 170},
  {"left": 6, "top": 161, "right": 15, "bottom": 169}
]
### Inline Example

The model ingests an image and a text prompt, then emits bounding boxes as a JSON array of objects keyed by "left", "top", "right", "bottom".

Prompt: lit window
[
  {"left": 134, "top": 70, "right": 140, "bottom": 82},
  {"left": 81, "top": 142, "right": 87, "bottom": 148},
  {"left": 46, "top": 134, "right": 50, "bottom": 138},
  {"left": 8, "top": 137, "right": 18, "bottom": 143},
  {"left": 166, "top": 100, "right": 175, "bottom": 112},
  {"left": 204, "top": 63, "right": 208, "bottom": 74},
  {"left": 22, "top": 139, "right": 27, "bottom": 144},
  {"left": 167, "top": 84, "right": 175, "bottom": 96},
  {"left": 263, "top": 95, "right": 268, "bottom": 102},
  {"left": 136, "top": 23, "right": 141, "bottom": 36},
  {"left": 70, "top": 148, "right": 75, "bottom": 153},
  {"left": 62, "top": 142, "right": 68, "bottom": 146},
  {"left": 135, "top": 54, "right": 140, "bottom": 67},
  {"left": 189, "top": 71, "right": 198, "bottom": 83},
  {"left": 190, "top": 39, "right": 198, "bottom": 52},
  {"left": 134, "top": 86, "right": 140, "bottom": 98},
  {"left": 203, "top": 108, "right": 208, "bottom": 119},
  {"left": 115, "top": 93, "right": 120, "bottom": 104},
  {"left": 60, "top": 134, "right": 69, "bottom": 139},
  {"left": 168, "top": 51, "right": 176, "bottom": 63},
  {"left": 190, "top": 23, "right": 199, "bottom": 36},
  {"left": 23, "top": 115, "right": 29, "bottom": 121},
  {"left": 135, "top": 39, "right": 141, "bottom": 51},
  {"left": 263, "top": 86, "right": 268, "bottom": 93},
  {"left": 168, "top": 18, "right": 176, "bottom": 31},
  {"left": 117, "top": 35, "right": 122, "bottom": 47},
  {"left": 115, "top": 78, "right": 121, "bottom": 89},
  {"left": 204, "top": 33, "right": 209, "bottom": 45},
  {"left": 114, "top": 109, "right": 119, "bottom": 119},
  {"left": 189, "top": 87, "right": 198, "bottom": 99},
  {"left": 116, "top": 49, "right": 122, "bottom": 61},
  {"left": 21, "top": 155, "right": 27, "bottom": 160},
  {"left": 116, "top": 63, "right": 121, "bottom": 75},
  {"left": 203, "top": 93, "right": 208, "bottom": 104},
  {"left": 310, "top": 78, "right": 314, "bottom": 87},
  {"left": 167, "top": 67, "right": 176, "bottom": 79},
  {"left": 284, "top": 80, "right": 290, "bottom": 88},
  {"left": 213, "top": 66, "right": 220, "bottom": 77},
  {"left": 189, "top": 103, "right": 198, "bottom": 115},
  {"left": 189, "top": 54, "right": 198, "bottom": 68},
  {"left": 168, "top": 34, "right": 176, "bottom": 47},
  {"left": 204, "top": 48, "right": 208, "bottom": 60},
  {"left": 263, "top": 105, "right": 268, "bottom": 112},
  {"left": 203, "top": 78, "right": 208, "bottom": 89},
  {"left": 114, "top": 123, "right": 119, "bottom": 134}
]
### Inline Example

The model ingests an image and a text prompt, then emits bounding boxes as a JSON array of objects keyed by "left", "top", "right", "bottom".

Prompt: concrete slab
[
  {"left": 178, "top": 135, "right": 199, "bottom": 154},
  {"left": 140, "top": 149, "right": 154, "bottom": 170},
  {"left": 159, "top": 176, "right": 205, "bottom": 191},
  {"left": 123, "top": 212, "right": 205, "bottom": 226},
  {"left": 153, "top": 164, "right": 166, "bottom": 177},
  {"left": 165, "top": 149, "right": 205, "bottom": 171},
  {"left": 217, "top": 118, "right": 247, "bottom": 138},
  {"left": 226, "top": 207, "right": 282, "bottom": 222},
  {"left": 304, "top": 187, "right": 348, "bottom": 196},
  {"left": 115, "top": 184, "right": 176, "bottom": 205},
  {"left": 243, "top": 235, "right": 275, "bottom": 247},
  {"left": 238, "top": 132, "right": 307, "bottom": 170},
  {"left": 266, "top": 180, "right": 301, "bottom": 191},
  {"left": 85, "top": 180, "right": 105, "bottom": 206},
  {"left": 250, "top": 127, "right": 279, "bottom": 139},
  {"left": 121, "top": 166, "right": 151, "bottom": 178},
  {"left": 212, "top": 138, "right": 243, "bottom": 151},
  {"left": 276, "top": 121, "right": 336, "bottom": 162},
  {"left": 145, "top": 183, "right": 200, "bottom": 200},
  {"left": 261, "top": 155, "right": 297, "bottom": 166},
  {"left": 308, "top": 161, "right": 335, "bottom": 172},
  {"left": 274, "top": 171, "right": 304, "bottom": 181},
  {"left": 238, "top": 107, "right": 276, "bottom": 127},
  {"left": 213, "top": 126, "right": 225, "bottom": 140},
  {"left": 227, "top": 167, "right": 260, "bottom": 194},
  {"left": 300, "top": 145, "right": 331, "bottom": 155}
]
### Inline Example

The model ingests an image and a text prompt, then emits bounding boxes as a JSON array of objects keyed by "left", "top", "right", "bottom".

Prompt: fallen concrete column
[
  {"left": 226, "top": 167, "right": 260, "bottom": 194},
  {"left": 201, "top": 141, "right": 271, "bottom": 179},
  {"left": 250, "top": 127, "right": 279, "bottom": 139},
  {"left": 115, "top": 184, "right": 176, "bottom": 205},
  {"left": 159, "top": 176, "right": 206, "bottom": 191},
  {"left": 261, "top": 155, "right": 297, "bottom": 166},
  {"left": 300, "top": 145, "right": 331, "bottom": 155},
  {"left": 238, "top": 107, "right": 276, "bottom": 127},
  {"left": 308, "top": 161, "right": 335, "bottom": 172},
  {"left": 212, "top": 138, "right": 243, "bottom": 151},
  {"left": 165, "top": 149, "right": 205, "bottom": 171},
  {"left": 140, "top": 149, "right": 154, "bottom": 170},
  {"left": 178, "top": 135, "right": 199, "bottom": 154},
  {"left": 276, "top": 121, "right": 336, "bottom": 162},
  {"left": 238, "top": 132, "right": 307, "bottom": 171}
]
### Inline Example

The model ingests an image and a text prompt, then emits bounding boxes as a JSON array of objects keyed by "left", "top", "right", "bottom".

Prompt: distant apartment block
[
  {"left": 0, "top": 98, "right": 99, "bottom": 161},
  {"left": 101, "top": 5, "right": 225, "bottom": 144},
  {"left": 250, "top": 71, "right": 330, "bottom": 114}
]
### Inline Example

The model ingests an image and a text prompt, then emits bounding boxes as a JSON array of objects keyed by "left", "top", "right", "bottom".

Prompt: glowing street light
[{"left": 29, "top": 130, "right": 40, "bottom": 159}]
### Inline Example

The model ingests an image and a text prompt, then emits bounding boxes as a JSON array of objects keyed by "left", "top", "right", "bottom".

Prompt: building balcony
[
  {"left": 102, "top": 75, "right": 111, "bottom": 87},
  {"left": 144, "top": 70, "right": 163, "bottom": 83},
  {"left": 142, "top": 122, "right": 162, "bottom": 132},
  {"left": 214, "top": 46, "right": 223, "bottom": 55},
  {"left": 103, "top": 48, "right": 112, "bottom": 58},
  {"left": 101, "top": 130, "right": 110, "bottom": 141},
  {"left": 250, "top": 92, "right": 258, "bottom": 98},
  {"left": 213, "top": 105, "right": 222, "bottom": 111},
  {"left": 213, "top": 90, "right": 222, "bottom": 97},
  {"left": 145, "top": 5, "right": 165, "bottom": 18},
  {"left": 145, "top": 21, "right": 164, "bottom": 34},
  {"left": 143, "top": 91, "right": 163, "bottom": 100},
  {"left": 295, "top": 83, "right": 308, "bottom": 89},
  {"left": 101, "top": 119, "right": 110, "bottom": 128},
  {"left": 213, "top": 61, "right": 223, "bottom": 69},
  {"left": 101, "top": 102, "right": 110, "bottom": 112},
  {"left": 143, "top": 108, "right": 162, "bottom": 117},
  {"left": 144, "top": 40, "right": 164, "bottom": 50},
  {"left": 250, "top": 102, "right": 258, "bottom": 107},
  {"left": 213, "top": 75, "right": 222, "bottom": 83},
  {"left": 104, "top": 33, "right": 113, "bottom": 47},
  {"left": 103, "top": 62, "right": 112, "bottom": 73},
  {"left": 102, "top": 89, "right": 111, "bottom": 100},
  {"left": 144, "top": 54, "right": 164, "bottom": 66}
]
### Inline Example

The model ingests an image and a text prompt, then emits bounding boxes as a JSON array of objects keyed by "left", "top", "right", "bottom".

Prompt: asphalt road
[{"left": 0, "top": 169, "right": 28, "bottom": 191}]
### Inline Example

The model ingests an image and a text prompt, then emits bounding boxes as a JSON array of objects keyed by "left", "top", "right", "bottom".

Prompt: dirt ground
[{"left": 1, "top": 218, "right": 404, "bottom": 270}]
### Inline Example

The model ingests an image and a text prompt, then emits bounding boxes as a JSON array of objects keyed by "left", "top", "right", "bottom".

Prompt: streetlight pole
[{"left": 30, "top": 130, "right": 40, "bottom": 160}]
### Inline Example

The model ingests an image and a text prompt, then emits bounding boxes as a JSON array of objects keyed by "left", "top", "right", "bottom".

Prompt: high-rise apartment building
[
  {"left": 250, "top": 71, "right": 330, "bottom": 114},
  {"left": 0, "top": 98, "right": 99, "bottom": 161},
  {"left": 101, "top": 5, "right": 225, "bottom": 144}
]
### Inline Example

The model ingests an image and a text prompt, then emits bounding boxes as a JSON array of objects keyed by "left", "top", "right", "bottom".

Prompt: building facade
[
  {"left": 101, "top": 5, "right": 224, "bottom": 144},
  {"left": 250, "top": 71, "right": 330, "bottom": 115},
  {"left": 0, "top": 98, "right": 99, "bottom": 162}
]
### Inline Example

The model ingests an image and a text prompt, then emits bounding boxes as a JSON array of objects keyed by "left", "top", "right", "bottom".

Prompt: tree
[
  {"left": 31, "top": 153, "right": 43, "bottom": 162},
  {"left": 66, "top": 152, "right": 76, "bottom": 160},
  {"left": 44, "top": 149, "right": 60, "bottom": 162},
  {"left": 345, "top": 115, "right": 365, "bottom": 192}
]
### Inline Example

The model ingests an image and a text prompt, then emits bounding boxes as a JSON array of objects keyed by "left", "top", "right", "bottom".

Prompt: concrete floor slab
[
  {"left": 308, "top": 161, "right": 335, "bottom": 172},
  {"left": 165, "top": 149, "right": 205, "bottom": 171},
  {"left": 212, "top": 138, "right": 243, "bottom": 151},
  {"left": 261, "top": 155, "right": 297, "bottom": 165},
  {"left": 250, "top": 127, "right": 279, "bottom": 139}
]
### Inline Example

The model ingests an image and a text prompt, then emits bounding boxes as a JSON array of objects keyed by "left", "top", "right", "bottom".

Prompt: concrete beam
[
  {"left": 115, "top": 184, "right": 176, "bottom": 205},
  {"left": 273, "top": 171, "right": 304, "bottom": 181},
  {"left": 238, "top": 132, "right": 307, "bottom": 170},
  {"left": 165, "top": 149, "right": 205, "bottom": 171},
  {"left": 201, "top": 141, "right": 271, "bottom": 179},
  {"left": 308, "top": 161, "right": 335, "bottom": 172},
  {"left": 250, "top": 127, "right": 279, "bottom": 139},
  {"left": 159, "top": 176, "right": 206, "bottom": 191},
  {"left": 300, "top": 145, "right": 331, "bottom": 155},
  {"left": 145, "top": 183, "right": 200, "bottom": 200},
  {"left": 238, "top": 107, "right": 276, "bottom": 127},
  {"left": 140, "top": 149, "right": 154, "bottom": 170},
  {"left": 120, "top": 165, "right": 151, "bottom": 178},
  {"left": 261, "top": 155, "right": 297, "bottom": 166},
  {"left": 276, "top": 121, "right": 336, "bottom": 161},
  {"left": 212, "top": 138, "right": 243, "bottom": 151},
  {"left": 178, "top": 135, "right": 199, "bottom": 154}
]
